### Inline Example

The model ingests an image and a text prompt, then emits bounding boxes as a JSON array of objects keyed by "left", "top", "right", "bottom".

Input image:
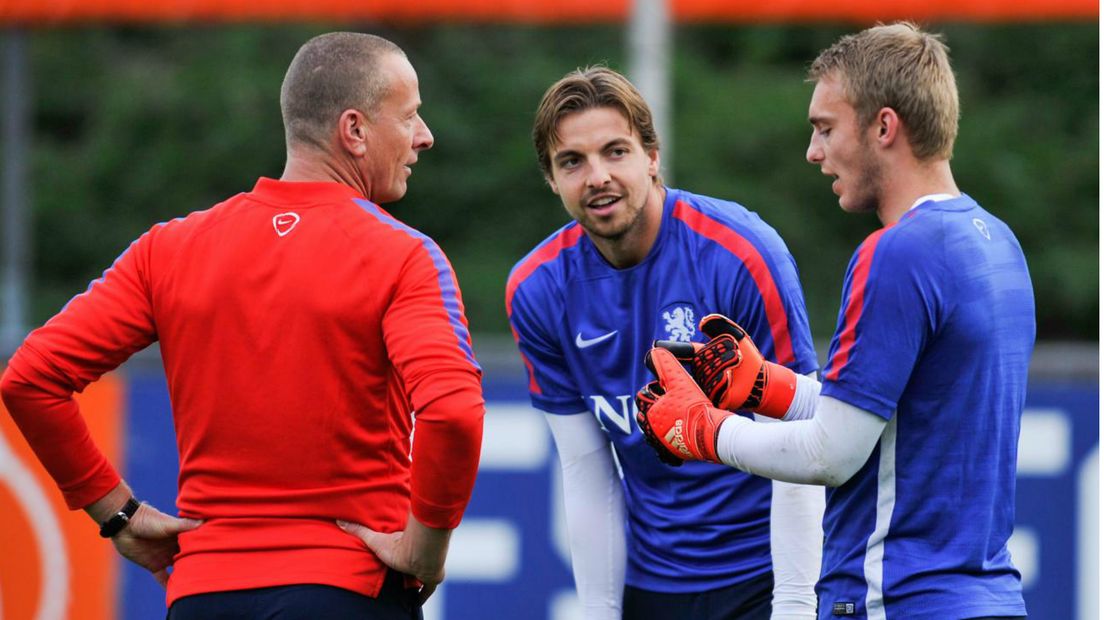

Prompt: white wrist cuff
[{"left": 782, "top": 373, "right": 821, "bottom": 421}]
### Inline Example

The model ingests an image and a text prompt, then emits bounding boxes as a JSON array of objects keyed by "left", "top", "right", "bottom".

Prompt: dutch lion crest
[{"left": 661, "top": 305, "right": 696, "bottom": 342}]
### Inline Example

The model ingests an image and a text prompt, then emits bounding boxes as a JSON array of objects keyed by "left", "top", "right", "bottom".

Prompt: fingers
[
  {"left": 652, "top": 340, "right": 701, "bottom": 362},
  {"left": 646, "top": 347, "right": 696, "bottom": 388},
  {"left": 699, "top": 313, "right": 747, "bottom": 340},
  {"left": 338, "top": 521, "right": 411, "bottom": 576},
  {"left": 336, "top": 520, "right": 379, "bottom": 546},
  {"left": 636, "top": 380, "right": 665, "bottom": 406},
  {"left": 130, "top": 504, "right": 203, "bottom": 538},
  {"left": 166, "top": 517, "right": 204, "bottom": 534},
  {"left": 112, "top": 534, "right": 180, "bottom": 584},
  {"left": 155, "top": 516, "right": 202, "bottom": 537}
]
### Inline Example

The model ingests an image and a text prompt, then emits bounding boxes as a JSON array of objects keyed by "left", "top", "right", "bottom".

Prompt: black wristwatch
[{"left": 98, "top": 497, "right": 141, "bottom": 538}]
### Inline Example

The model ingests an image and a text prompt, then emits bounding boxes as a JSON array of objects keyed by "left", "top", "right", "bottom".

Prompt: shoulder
[
  {"left": 868, "top": 208, "right": 946, "bottom": 266},
  {"left": 506, "top": 222, "right": 585, "bottom": 313},
  {"left": 845, "top": 216, "right": 944, "bottom": 294},
  {"left": 341, "top": 198, "right": 433, "bottom": 253},
  {"left": 139, "top": 194, "right": 243, "bottom": 249},
  {"left": 665, "top": 188, "right": 798, "bottom": 285},
  {"left": 667, "top": 188, "right": 790, "bottom": 257}
]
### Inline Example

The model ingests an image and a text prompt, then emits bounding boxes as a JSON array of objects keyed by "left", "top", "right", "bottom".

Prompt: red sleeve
[
  {"left": 382, "top": 239, "right": 484, "bottom": 530},
  {"left": 0, "top": 231, "right": 158, "bottom": 509}
]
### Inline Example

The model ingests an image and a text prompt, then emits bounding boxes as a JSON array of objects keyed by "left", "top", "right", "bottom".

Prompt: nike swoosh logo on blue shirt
[{"left": 575, "top": 331, "right": 618, "bottom": 348}]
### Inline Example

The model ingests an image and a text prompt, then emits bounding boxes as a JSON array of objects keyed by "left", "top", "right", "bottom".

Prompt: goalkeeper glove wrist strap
[{"left": 753, "top": 362, "right": 798, "bottom": 419}]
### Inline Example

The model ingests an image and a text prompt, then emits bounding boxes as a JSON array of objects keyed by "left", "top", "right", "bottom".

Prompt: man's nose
[
  {"left": 806, "top": 134, "right": 823, "bottom": 164},
  {"left": 414, "top": 115, "right": 433, "bottom": 151},
  {"left": 585, "top": 160, "right": 611, "bottom": 187}
]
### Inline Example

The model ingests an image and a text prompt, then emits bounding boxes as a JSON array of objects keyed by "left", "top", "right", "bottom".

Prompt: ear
[
  {"left": 337, "top": 109, "right": 370, "bottom": 157},
  {"left": 874, "top": 107, "right": 900, "bottom": 148},
  {"left": 647, "top": 148, "right": 661, "bottom": 179},
  {"left": 545, "top": 173, "right": 560, "bottom": 195}
]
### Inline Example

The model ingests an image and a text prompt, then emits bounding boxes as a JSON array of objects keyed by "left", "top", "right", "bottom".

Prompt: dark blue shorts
[
  {"left": 622, "top": 572, "right": 773, "bottom": 620},
  {"left": 166, "top": 571, "right": 422, "bottom": 620}
]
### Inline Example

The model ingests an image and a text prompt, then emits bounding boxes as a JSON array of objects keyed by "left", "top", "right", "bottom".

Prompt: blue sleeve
[
  {"left": 508, "top": 280, "right": 586, "bottom": 415},
  {"left": 821, "top": 227, "right": 943, "bottom": 418}
]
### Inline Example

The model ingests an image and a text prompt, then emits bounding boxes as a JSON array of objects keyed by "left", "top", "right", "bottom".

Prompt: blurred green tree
[{"left": 16, "top": 23, "right": 1098, "bottom": 342}]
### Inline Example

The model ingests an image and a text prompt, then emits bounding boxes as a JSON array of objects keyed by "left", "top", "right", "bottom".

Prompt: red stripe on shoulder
[
  {"left": 824, "top": 227, "right": 891, "bottom": 381},
  {"left": 505, "top": 225, "right": 584, "bottom": 316},
  {"left": 672, "top": 200, "right": 796, "bottom": 366},
  {"left": 504, "top": 225, "right": 584, "bottom": 396}
]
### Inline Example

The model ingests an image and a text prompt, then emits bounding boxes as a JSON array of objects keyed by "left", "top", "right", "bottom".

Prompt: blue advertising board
[{"left": 120, "top": 368, "right": 1098, "bottom": 620}]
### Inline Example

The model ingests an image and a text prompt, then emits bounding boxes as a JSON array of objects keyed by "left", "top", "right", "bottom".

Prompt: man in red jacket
[{"left": 0, "top": 32, "right": 484, "bottom": 619}]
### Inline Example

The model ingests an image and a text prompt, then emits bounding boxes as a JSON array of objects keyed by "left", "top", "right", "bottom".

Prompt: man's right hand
[{"left": 338, "top": 512, "right": 451, "bottom": 605}]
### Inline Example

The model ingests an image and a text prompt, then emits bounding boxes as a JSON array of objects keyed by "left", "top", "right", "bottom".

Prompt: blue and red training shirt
[
  {"left": 507, "top": 187, "right": 817, "bottom": 592},
  {"left": 818, "top": 194, "right": 1034, "bottom": 619}
]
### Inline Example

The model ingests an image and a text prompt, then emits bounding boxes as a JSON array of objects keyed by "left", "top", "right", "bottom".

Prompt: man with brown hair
[
  {"left": 1, "top": 32, "right": 484, "bottom": 619},
  {"left": 507, "top": 66, "right": 823, "bottom": 620},
  {"left": 637, "top": 23, "right": 1033, "bottom": 620}
]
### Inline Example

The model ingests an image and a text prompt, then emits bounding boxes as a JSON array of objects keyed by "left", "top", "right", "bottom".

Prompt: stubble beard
[
  {"left": 580, "top": 196, "right": 647, "bottom": 243},
  {"left": 849, "top": 137, "right": 884, "bottom": 215}
]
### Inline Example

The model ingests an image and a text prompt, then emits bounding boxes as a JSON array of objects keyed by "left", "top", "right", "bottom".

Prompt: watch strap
[{"left": 98, "top": 497, "right": 141, "bottom": 538}]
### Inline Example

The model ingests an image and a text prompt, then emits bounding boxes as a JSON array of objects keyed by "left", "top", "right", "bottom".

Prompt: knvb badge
[
  {"left": 660, "top": 302, "right": 696, "bottom": 343},
  {"left": 273, "top": 212, "right": 301, "bottom": 237}
]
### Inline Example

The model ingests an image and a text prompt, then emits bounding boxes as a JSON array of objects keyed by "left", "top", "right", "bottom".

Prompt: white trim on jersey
[{"left": 863, "top": 414, "right": 898, "bottom": 620}]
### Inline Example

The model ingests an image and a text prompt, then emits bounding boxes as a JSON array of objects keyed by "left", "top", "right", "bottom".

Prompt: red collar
[{"left": 249, "top": 177, "right": 364, "bottom": 207}]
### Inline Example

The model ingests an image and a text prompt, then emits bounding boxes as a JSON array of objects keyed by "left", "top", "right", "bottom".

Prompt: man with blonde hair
[
  {"left": 1, "top": 32, "right": 484, "bottom": 618},
  {"left": 508, "top": 66, "right": 824, "bottom": 620},
  {"left": 637, "top": 22, "right": 1032, "bottom": 620}
]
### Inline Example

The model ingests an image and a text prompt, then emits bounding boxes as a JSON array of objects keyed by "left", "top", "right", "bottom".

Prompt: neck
[
  {"left": 281, "top": 143, "right": 372, "bottom": 199},
  {"left": 876, "top": 158, "right": 959, "bottom": 226},
  {"left": 590, "top": 184, "right": 666, "bottom": 269}
]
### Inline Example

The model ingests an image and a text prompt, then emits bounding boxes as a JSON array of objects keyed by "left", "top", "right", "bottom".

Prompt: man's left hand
[{"left": 111, "top": 503, "right": 203, "bottom": 587}]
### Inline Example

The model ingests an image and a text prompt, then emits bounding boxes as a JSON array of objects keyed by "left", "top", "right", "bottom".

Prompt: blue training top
[
  {"left": 506, "top": 187, "right": 818, "bottom": 592},
  {"left": 818, "top": 194, "right": 1034, "bottom": 619}
]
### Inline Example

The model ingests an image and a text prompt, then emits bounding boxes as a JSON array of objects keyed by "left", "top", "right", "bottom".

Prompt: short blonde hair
[
  {"left": 532, "top": 66, "right": 659, "bottom": 177},
  {"left": 280, "top": 32, "right": 404, "bottom": 150},
  {"left": 809, "top": 22, "right": 959, "bottom": 160}
]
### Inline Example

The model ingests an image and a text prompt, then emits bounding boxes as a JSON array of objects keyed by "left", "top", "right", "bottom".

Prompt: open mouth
[{"left": 586, "top": 195, "right": 621, "bottom": 214}]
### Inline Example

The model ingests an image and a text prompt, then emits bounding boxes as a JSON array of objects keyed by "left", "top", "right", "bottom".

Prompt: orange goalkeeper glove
[
  {"left": 654, "top": 313, "right": 797, "bottom": 419},
  {"left": 635, "top": 347, "right": 733, "bottom": 465}
]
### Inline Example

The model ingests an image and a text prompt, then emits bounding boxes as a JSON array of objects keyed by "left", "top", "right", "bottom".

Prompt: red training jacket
[{"left": 0, "top": 177, "right": 485, "bottom": 604}]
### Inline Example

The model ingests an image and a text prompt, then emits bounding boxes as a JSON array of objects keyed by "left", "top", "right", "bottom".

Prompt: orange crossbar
[
  {"left": 0, "top": 0, "right": 1096, "bottom": 25},
  {"left": 676, "top": 0, "right": 1098, "bottom": 22}
]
